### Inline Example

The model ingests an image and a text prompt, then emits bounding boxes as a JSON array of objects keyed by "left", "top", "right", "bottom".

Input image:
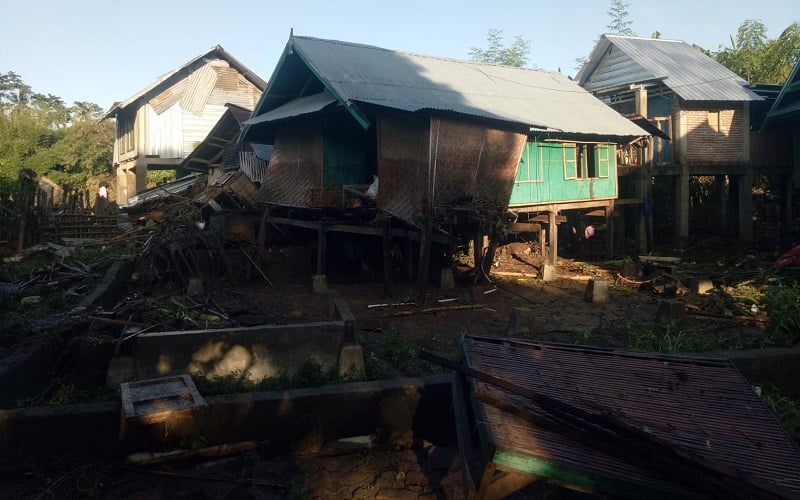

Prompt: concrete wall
[
  {"left": 134, "top": 322, "right": 346, "bottom": 380},
  {"left": 0, "top": 375, "right": 452, "bottom": 461}
]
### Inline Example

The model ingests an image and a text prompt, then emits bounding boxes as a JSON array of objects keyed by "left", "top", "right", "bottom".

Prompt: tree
[
  {"left": 0, "top": 71, "right": 112, "bottom": 190},
  {"left": 715, "top": 19, "right": 800, "bottom": 83},
  {"left": 607, "top": 0, "right": 636, "bottom": 36},
  {"left": 469, "top": 29, "right": 531, "bottom": 67}
]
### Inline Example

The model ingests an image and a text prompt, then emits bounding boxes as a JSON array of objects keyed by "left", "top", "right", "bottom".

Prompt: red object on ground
[{"left": 774, "top": 245, "right": 800, "bottom": 268}]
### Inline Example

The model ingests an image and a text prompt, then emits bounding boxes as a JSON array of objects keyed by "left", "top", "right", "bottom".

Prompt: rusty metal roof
[
  {"left": 245, "top": 36, "right": 647, "bottom": 140},
  {"left": 462, "top": 335, "right": 800, "bottom": 497},
  {"left": 576, "top": 35, "right": 762, "bottom": 102},
  {"left": 104, "top": 45, "right": 266, "bottom": 119}
]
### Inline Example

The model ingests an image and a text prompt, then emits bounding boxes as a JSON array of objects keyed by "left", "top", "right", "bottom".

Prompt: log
[
  {"left": 125, "top": 440, "right": 262, "bottom": 466},
  {"left": 383, "top": 304, "right": 484, "bottom": 318}
]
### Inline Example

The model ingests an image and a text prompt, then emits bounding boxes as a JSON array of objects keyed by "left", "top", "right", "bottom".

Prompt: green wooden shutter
[
  {"left": 597, "top": 144, "right": 610, "bottom": 178},
  {"left": 563, "top": 144, "right": 577, "bottom": 180}
]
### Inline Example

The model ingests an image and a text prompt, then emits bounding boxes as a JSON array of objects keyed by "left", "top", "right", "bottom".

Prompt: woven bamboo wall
[
  {"left": 377, "top": 116, "right": 526, "bottom": 224},
  {"left": 260, "top": 121, "right": 323, "bottom": 206},
  {"left": 377, "top": 115, "right": 429, "bottom": 223}
]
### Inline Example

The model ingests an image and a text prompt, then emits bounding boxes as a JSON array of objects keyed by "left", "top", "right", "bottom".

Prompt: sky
[{"left": 2, "top": 0, "right": 798, "bottom": 112}]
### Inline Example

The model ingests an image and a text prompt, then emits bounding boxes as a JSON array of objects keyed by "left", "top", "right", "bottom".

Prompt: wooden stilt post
[
  {"left": 417, "top": 214, "right": 432, "bottom": 306},
  {"left": 316, "top": 225, "right": 326, "bottom": 275},
  {"left": 605, "top": 202, "right": 614, "bottom": 260},
  {"left": 382, "top": 218, "right": 392, "bottom": 298}
]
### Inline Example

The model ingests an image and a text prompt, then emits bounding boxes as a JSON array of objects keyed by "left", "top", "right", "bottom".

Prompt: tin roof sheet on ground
[
  {"left": 248, "top": 36, "right": 647, "bottom": 139},
  {"left": 576, "top": 35, "right": 762, "bottom": 102},
  {"left": 462, "top": 335, "right": 800, "bottom": 496}
]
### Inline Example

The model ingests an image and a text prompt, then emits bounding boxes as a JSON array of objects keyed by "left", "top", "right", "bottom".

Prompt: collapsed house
[
  {"left": 576, "top": 35, "right": 794, "bottom": 245},
  {"left": 242, "top": 35, "right": 647, "bottom": 289},
  {"left": 104, "top": 45, "right": 266, "bottom": 206}
]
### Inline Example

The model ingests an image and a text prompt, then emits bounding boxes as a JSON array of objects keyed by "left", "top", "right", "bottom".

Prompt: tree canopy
[
  {"left": 715, "top": 19, "right": 800, "bottom": 84},
  {"left": 469, "top": 29, "right": 531, "bottom": 67},
  {"left": 607, "top": 0, "right": 636, "bottom": 37},
  {"left": 0, "top": 71, "right": 112, "bottom": 195}
]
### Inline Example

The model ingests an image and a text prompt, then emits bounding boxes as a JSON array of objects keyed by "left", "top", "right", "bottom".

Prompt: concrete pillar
[
  {"left": 738, "top": 173, "right": 754, "bottom": 242},
  {"left": 548, "top": 210, "right": 558, "bottom": 266}
]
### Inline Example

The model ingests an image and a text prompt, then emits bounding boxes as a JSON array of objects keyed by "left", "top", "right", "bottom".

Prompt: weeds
[
  {"left": 193, "top": 359, "right": 344, "bottom": 395},
  {"left": 759, "top": 384, "right": 800, "bottom": 443},
  {"left": 760, "top": 283, "right": 800, "bottom": 346},
  {"left": 628, "top": 325, "right": 717, "bottom": 354}
]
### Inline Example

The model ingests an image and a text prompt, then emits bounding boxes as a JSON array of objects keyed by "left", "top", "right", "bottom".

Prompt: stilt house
[
  {"left": 243, "top": 35, "right": 646, "bottom": 285},
  {"left": 105, "top": 46, "right": 266, "bottom": 205},
  {"left": 576, "top": 35, "right": 794, "bottom": 245}
]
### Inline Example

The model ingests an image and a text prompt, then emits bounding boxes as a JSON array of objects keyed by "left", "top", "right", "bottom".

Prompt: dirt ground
[{"left": 1, "top": 232, "right": 793, "bottom": 500}]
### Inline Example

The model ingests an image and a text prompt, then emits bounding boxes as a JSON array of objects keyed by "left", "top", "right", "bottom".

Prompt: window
[
  {"left": 563, "top": 143, "right": 611, "bottom": 180},
  {"left": 117, "top": 108, "right": 135, "bottom": 154}
]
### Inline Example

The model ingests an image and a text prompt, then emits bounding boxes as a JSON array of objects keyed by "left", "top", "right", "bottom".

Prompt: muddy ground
[{"left": 1, "top": 230, "right": 796, "bottom": 499}]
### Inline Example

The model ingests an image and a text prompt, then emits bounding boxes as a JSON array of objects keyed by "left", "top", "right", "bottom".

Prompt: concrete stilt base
[
  {"left": 506, "top": 307, "right": 535, "bottom": 336},
  {"left": 312, "top": 274, "right": 328, "bottom": 294},
  {"left": 338, "top": 344, "right": 365, "bottom": 378},
  {"left": 542, "top": 264, "right": 557, "bottom": 282},
  {"left": 656, "top": 300, "right": 686, "bottom": 326},
  {"left": 440, "top": 269, "right": 455, "bottom": 290},
  {"left": 584, "top": 279, "right": 610, "bottom": 303},
  {"left": 689, "top": 278, "right": 714, "bottom": 295}
]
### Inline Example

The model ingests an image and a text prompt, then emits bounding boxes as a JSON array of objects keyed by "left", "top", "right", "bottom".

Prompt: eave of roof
[{"left": 761, "top": 59, "right": 800, "bottom": 131}]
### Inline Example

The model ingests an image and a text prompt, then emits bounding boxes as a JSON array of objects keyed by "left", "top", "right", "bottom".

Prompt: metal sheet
[
  {"left": 252, "top": 36, "right": 646, "bottom": 139},
  {"left": 462, "top": 335, "right": 800, "bottom": 496},
  {"left": 577, "top": 35, "right": 762, "bottom": 102}
]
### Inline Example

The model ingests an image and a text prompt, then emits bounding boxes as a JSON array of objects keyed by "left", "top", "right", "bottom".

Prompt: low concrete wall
[
  {"left": 0, "top": 375, "right": 453, "bottom": 461},
  {"left": 134, "top": 321, "right": 347, "bottom": 380},
  {"left": 77, "top": 258, "right": 132, "bottom": 310}
]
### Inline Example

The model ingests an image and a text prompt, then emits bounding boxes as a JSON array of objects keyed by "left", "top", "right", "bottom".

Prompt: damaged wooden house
[
  {"left": 242, "top": 34, "right": 647, "bottom": 290},
  {"left": 576, "top": 34, "right": 794, "bottom": 246},
  {"left": 104, "top": 45, "right": 266, "bottom": 205}
]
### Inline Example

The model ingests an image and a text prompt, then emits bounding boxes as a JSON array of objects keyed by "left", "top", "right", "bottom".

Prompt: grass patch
[
  {"left": 759, "top": 385, "right": 800, "bottom": 443},
  {"left": 192, "top": 359, "right": 350, "bottom": 395}
]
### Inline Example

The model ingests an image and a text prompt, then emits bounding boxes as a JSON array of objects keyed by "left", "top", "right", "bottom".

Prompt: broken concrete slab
[
  {"left": 542, "top": 263, "right": 557, "bottom": 282},
  {"left": 688, "top": 278, "right": 714, "bottom": 295},
  {"left": 338, "top": 344, "right": 365, "bottom": 378}
]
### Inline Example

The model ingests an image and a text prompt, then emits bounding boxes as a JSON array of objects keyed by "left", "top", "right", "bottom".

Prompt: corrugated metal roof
[
  {"left": 249, "top": 36, "right": 646, "bottom": 139},
  {"left": 462, "top": 335, "right": 800, "bottom": 497},
  {"left": 577, "top": 35, "right": 762, "bottom": 102},
  {"left": 761, "top": 58, "right": 800, "bottom": 130},
  {"left": 123, "top": 173, "right": 201, "bottom": 207},
  {"left": 245, "top": 90, "right": 338, "bottom": 126}
]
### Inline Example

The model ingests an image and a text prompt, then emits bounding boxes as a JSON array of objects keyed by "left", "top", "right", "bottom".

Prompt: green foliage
[
  {"left": 384, "top": 331, "right": 416, "bottom": 369},
  {"left": 628, "top": 325, "right": 716, "bottom": 353},
  {"left": 761, "top": 283, "right": 800, "bottom": 346},
  {"left": 193, "top": 359, "right": 344, "bottom": 395},
  {"left": 0, "top": 71, "right": 112, "bottom": 189},
  {"left": 469, "top": 29, "right": 531, "bottom": 67},
  {"left": 715, "top": 20, "right": 800, "bottom": 83},
  {"left": 607, "top": 0, "right": 636, "bottom": 36},
  {"left": 147, "top": 169, "right": 177, "bottom": 189},
  {"left": 760, "top": 385, "right": 800, "bottom": 442}
]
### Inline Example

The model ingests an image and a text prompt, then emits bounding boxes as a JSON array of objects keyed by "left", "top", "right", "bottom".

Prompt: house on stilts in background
[
  {"left": 761, "top": 57, "right": 800, "bottom": 194},
  {"left": 243, "top": 34, "right": 648, "bottom": 292},
  {"left": 104, "top": 46, "right": 266, "bottom": 206},
  {"left": 576, "top": 35, "right": 794, "bottom": 248}
]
